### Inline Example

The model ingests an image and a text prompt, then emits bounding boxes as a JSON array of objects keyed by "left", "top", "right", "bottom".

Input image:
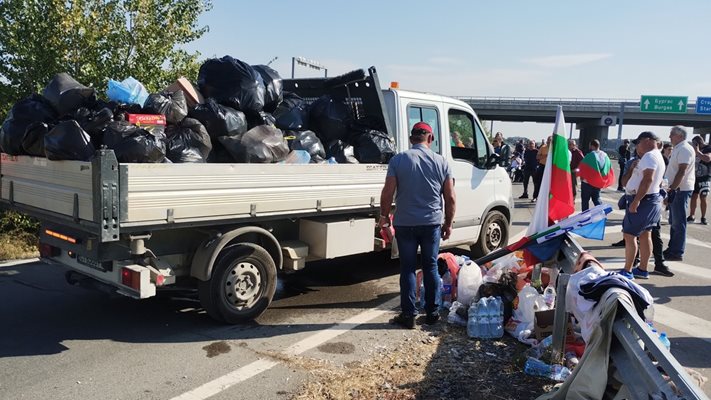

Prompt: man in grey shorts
[{"left": 621, "top": 131, "right": 666, "bottom": 280}]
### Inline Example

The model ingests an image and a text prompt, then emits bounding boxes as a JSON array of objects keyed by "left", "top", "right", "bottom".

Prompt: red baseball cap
[{"left": 411, "top": 122, "right": 433, "bottom": 135}]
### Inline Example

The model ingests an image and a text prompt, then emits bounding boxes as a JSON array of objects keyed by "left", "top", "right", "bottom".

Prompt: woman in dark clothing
[{"left": 519, "top": 140, "right": 538, "bottom": 199}]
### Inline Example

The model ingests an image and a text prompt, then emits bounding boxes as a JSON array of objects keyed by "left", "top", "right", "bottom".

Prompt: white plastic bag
[
  {"left": 457, "top": 261, "right": 483, "bottom": 306},
  {"left": 511, "top": 284, "right": 547, "bottom": 339}
]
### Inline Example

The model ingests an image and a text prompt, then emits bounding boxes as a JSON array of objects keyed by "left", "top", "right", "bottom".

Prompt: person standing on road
[
  {"left": 618, "top": 139, "right": 631, "bottom": 191},
  {"left": 532, "top": 136, "right": 551, "bottom": 202},
  {"left": 569, "top": 140, "right": 584, "bottom": 199},
  {"left": 579, "top": 140, "right": 612, "bottom": 211},
  {"left": 379, "top": 122, "right": 456, "bottom": 329},
  {"left": 687, "top": 135, "right": 711, "bottom": 225},
  {"left": 620, "top": 131, "right": 665, "bottom": 280},
  {"left": 663, "top": 126, "right": 695, "bottom": 261},
  {"left": 519, "top": 140, "right": 538, "bottom": 199}
]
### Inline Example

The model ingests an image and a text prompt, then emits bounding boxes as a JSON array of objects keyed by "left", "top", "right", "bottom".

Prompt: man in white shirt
[
  {"left": 663, "top": 126, "right": 695, "bottom": 261},
  {"left": 621, "top": 131, "right": 665, "bottom": 280}
]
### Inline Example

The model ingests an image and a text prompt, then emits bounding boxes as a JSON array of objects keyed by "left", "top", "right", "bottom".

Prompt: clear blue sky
[{"left": 184, "top": 0, "right": 711, "bottom": 141}]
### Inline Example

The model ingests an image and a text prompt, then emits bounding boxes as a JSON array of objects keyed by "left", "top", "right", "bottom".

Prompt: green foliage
[
  {"left": 0, "top": 210, "right": 39, "bottom": 235},
  {"left": 0, "top": 0, "right": 212, "bottom": 118}
]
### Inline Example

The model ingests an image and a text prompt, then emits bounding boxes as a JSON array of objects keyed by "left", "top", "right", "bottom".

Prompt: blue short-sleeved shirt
[{"left": 386, "top": 144, "right": 452, "bottom": 226}]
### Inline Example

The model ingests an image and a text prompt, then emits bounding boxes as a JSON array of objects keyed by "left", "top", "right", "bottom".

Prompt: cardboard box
[
  {"left": 534, "top": 309, "right": 556, "bottom": 341},
  {"left": 165, "top": 77, "right": 204, "bottom": 108}
]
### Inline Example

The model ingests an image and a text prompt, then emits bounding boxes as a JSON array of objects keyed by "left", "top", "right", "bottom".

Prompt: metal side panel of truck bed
[{"left": 1, "top": 152, "right": 389, "bottom": 228}]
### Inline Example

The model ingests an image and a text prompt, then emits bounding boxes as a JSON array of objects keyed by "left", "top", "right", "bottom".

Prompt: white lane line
[
  {"left": 653, "top": 304, "right": 711, "bottom": 344},
  {"left": 170, "top": 296, "right": 400, "bottom": 400}
]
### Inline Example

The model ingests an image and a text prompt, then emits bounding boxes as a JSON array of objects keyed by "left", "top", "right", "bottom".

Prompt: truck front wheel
[
  {"left": 198, "top": 243, "right": 277, "bottom": 324},
  {"left": 470, "top": 210, "right": 509, "bottom": 258}
]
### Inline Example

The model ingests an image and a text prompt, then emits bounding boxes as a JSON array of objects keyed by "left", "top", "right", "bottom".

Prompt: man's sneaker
[
  {"left": 611, "top": 239, "right": 625, "bottom": 247},
  {"left": 687, "top": 216, "right": 695, "bottom": 222},
  {"left": 632, "top": 267, "right": 649, "bottom": 279},
  {"left": 665, "top": 254, "right": 683, "bottom": 261},
  {"left": 391, "top": 313, "right": 415, "bottom": 329},
  {"left": 425, "top": 312, "right": 440, "bottom": 325},
  {"left": 702, "top": 217, "right": 708, "bottom": 225},
  {"left": 519, "top": 194, "right": 529, "bottom": 199},
  {"left": 653, "top": 265, "right": 675, "bottom": 277},
  {"left": 531, "top": 198, "right": 537, "bottom": 203},
  {"left": 619, "top": 270, "right": 635, "bottom": 280}
]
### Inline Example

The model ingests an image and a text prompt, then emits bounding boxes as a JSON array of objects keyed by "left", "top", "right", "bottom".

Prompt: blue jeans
[
  {"left": 580, "top": 181, "right": 601, "bottom": 211},
  {"left": 666, "top": 190, "right": 692, "bottom": 257},
  {"left": 394, "top": 225, "right": 441, "bottom": 317}
]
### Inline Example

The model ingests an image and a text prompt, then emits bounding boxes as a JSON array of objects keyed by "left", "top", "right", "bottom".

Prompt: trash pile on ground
[
  {"left": 0, "top": 56, "right": 395, "bottom": 164},
  {"left": 419, "top": 250, "right": 660, "bottom": 388}
]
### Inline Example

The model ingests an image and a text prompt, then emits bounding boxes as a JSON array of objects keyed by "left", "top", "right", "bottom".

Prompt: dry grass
[{"left": 0, "top": 231, "right": 39, "bottom": 261}]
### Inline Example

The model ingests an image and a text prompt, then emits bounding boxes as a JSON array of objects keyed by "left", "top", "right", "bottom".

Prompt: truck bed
[{"left": 1, "top": 153, "right": 388, "bottom": 230}]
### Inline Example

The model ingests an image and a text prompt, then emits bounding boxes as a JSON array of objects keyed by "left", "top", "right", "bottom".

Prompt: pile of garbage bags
[{"left": 1, "top": 56, "right": 395, "bottom": 164}]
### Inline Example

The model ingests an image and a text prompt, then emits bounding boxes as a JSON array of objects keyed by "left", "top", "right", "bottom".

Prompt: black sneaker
[
  {"left": 425, "top": 312, "right": 440, "bottom": 325},
  {"left": 391, "top": 313, "right": 415, "bottom": 329},
  {"left": 519, "top": 194, "right": 529, "bottom": 199},
  {"left": 702, "top": 218, "right": 708, "bottom": 225},
  {"left": 665, "top": 254, "right": 683, "bottom": 262},
  {"left": 653, "top": 265, "right": 675, "bottom": 277},
  {"left": 611, "top": 239, "right": 625, "bottom": 247},
  {"left": 687, "top": 216, "right": 695, "bottom": 222}
]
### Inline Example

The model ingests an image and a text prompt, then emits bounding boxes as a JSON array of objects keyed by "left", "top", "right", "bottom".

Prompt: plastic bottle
[
  {"left": 550, "top": 365, "right": 572, "bottom": 382},
  {"left": 467, "top": 301, "right": 480, "bottom": 338},
  {"left": 659, "top": 333, "right": 671, "bottom": 351},
  {"left": 490, "top": 297, "right": 504, "bottom": 338},
  {"left": 543, "top": 286, "right": 556, "bottom": 309},
  {"left": 434, "top": 274, "right": 443, "bottom": 309},
  {"left": 478, "top": 297, "right": 491, "bottom": 338},
  {"left": 524, "top": 358, "right": 571, "bottom": 382},
  {"left": 441, "top": 271, "right": 453, "bottom": 306},
  {"left": 564, "top": 351, "right": 580, "bottom": 370}
]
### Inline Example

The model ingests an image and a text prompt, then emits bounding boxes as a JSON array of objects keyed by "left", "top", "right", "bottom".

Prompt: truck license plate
[{"left": 77, "top": 255, "right": 111, "bottom": 272}]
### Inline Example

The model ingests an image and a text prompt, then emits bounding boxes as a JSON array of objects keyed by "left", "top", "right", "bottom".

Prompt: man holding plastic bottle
[{"left": 379, "top": 122, "right": 456, "bottom": 329}]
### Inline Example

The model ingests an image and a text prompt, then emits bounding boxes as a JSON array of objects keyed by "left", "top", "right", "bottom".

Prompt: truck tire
[
  {"left": 198, "top": 243, "right": 277, "bottom": 324},
  {"left": 470, "top": 210, "right": 509, "bottom": 259}
]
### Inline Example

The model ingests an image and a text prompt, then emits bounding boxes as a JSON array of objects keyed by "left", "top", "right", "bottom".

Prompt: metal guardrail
[{"left": 553, "top": 234, "right": 708, "bottom": 399}]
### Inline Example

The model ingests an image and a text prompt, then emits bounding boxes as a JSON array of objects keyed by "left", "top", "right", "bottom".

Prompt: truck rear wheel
[
  {"left": 198, "top": 243, "right": 277, "bottom": 324},
  {"left": 470, "top": 210, "right": 509, "bottom": 259}
]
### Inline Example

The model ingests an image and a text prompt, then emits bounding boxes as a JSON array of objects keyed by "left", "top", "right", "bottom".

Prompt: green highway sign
[{"left": 640, "top": 95, "right": 688, "bottom": 113}]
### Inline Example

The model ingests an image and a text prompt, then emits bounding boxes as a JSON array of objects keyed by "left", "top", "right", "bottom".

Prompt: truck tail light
[
  {"left": 121, "top": 267, "right": 141, "bottom": 291},
  {"left": 39, "top": 243, "right": 60, "bottom": 258}
]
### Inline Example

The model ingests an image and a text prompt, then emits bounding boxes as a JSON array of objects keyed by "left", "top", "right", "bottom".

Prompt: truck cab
[{"left": 382, "top": 87, "right": 513, "bottom": 256}]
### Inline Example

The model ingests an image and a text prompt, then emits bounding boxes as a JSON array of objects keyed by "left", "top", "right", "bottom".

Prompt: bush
[{"left": 0, "top": 210, "right": 39, "bottom": 260}]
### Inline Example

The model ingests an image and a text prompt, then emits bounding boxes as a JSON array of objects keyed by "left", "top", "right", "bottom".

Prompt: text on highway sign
[
  {"left": 696, "top": 97, "right": 711, "bottom": 114},
  {"left": 640, "top": 95, "right": 688, "bottom": 113}
]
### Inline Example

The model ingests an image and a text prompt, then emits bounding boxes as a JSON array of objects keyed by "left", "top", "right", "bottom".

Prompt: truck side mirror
[{"left": 486, "top": 153, "right": 500, "bottom": 169}]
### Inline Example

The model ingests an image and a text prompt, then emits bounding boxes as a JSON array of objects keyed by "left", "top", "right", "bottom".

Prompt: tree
[{"left": 0, "top": 0, "right": 212, "bottom": 118}]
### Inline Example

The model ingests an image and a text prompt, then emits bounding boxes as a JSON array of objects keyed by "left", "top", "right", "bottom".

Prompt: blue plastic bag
[{"left": 107, "top": 77, "right": 149, "bottom": 106}]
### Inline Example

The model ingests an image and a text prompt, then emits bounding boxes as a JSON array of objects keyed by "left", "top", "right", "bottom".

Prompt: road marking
[
  {"left": 0, "top": 258, "right": 39, "bottom": 267},
  {"left": 170, "top": 296, "right": 400, "bottom": 400},
  {"left": 653, "top": 304, "right": 711, "bottom": 344}
]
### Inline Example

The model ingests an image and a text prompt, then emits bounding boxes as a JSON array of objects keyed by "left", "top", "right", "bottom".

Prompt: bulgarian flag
[
  {"left": 577, "top": 151, "right": 616, "bottom": 189},
  {"left": 523, "top": 106, "right": 575, "bottom": 264}
]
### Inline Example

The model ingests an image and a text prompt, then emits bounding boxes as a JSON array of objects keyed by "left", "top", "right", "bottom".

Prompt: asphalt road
[{"left": 1, "top": 173, "right": 710, "bottom": 399}]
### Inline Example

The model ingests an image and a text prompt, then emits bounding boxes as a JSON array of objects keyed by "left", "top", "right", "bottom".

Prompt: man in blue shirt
[{"left": 379, "top": 122, "right": 456, "bottom": 329}]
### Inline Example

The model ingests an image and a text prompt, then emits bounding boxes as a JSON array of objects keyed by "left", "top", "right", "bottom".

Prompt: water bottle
[
  {"left": 524, "top": 357, "right": 552, "bottom": 377},
  {"left": 659, "top": 333, "right": 671, "bottom": 351},
  {"left": 434, "top": 274, "right": 443, "bottom": 309},
  {"left": 543, "top": 286, "right": 556, "bottom": 309},
  {"left": 476, "top": 297, "right": 489, "bottom": 338},
  {"left": 565, "top": 352, "right": 579, "bottom": 370},
  {"left": 496, "top": 296, "right": 504, "bottom": 337},
  {"left": 550, "top": 365, "right": 572, "bottom": 382},
  {"left": 467, "top": 301, "right": 480, "bottom": 338},
  {"left": 441, "top": 271, "right": 453, "bottom": 306}
]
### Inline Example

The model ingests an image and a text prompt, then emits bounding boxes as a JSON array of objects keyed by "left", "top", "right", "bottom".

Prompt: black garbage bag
[
  {"left": 218, "top": 125, "right": 289, "bottom": 163},
  {"left": 0, "top": 94, "right": 57, "bottom": 155},
  {"left": 251, "top": 64, "right": 283, "bottom": 113},
  {"left": 143, "top": 90, "right": 189, "bottom": 124},
  {"left": 42, "top": 73, "right": 96, "bottom": 116},
  {"left": 273, "top": 91, "right": 309, "bottom": 131},
  {"left": 98, "top": 101, "right": 143, "bottom": 121},
  {"left": 197, "top": 56, "right": 265, "bottom": 116},
  {"left": 285, "top": 130, "right": 326, "bottom": 160},
  {"left": 326, "top": 140, "right": 359, "bottom": 164},
  {"left": 309, "top": 95, "right": 352, "bottom": 144},
  {"left": 103, "top": 121, "right": 166, "bottom": 163},
  {"left": 44, "top": 120, "right": 95, "bottom": 161},
  {"left": 165, "top": 118, "right": 212, "bottom": 163},
  {"left": 21, "top": 122, "right": 50, "bottom": 156},
  {"left": 246, "top": 111, "right": 276, "bottom": 130},
  {"left": 349, "top": 128, "right": 395, "bottom": 164},
  {"left": 188, "top": 98, "right": 248, "bottom": 139},
  {"left": 74, "top": 107, "right": 113, "bottom": 142}
]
